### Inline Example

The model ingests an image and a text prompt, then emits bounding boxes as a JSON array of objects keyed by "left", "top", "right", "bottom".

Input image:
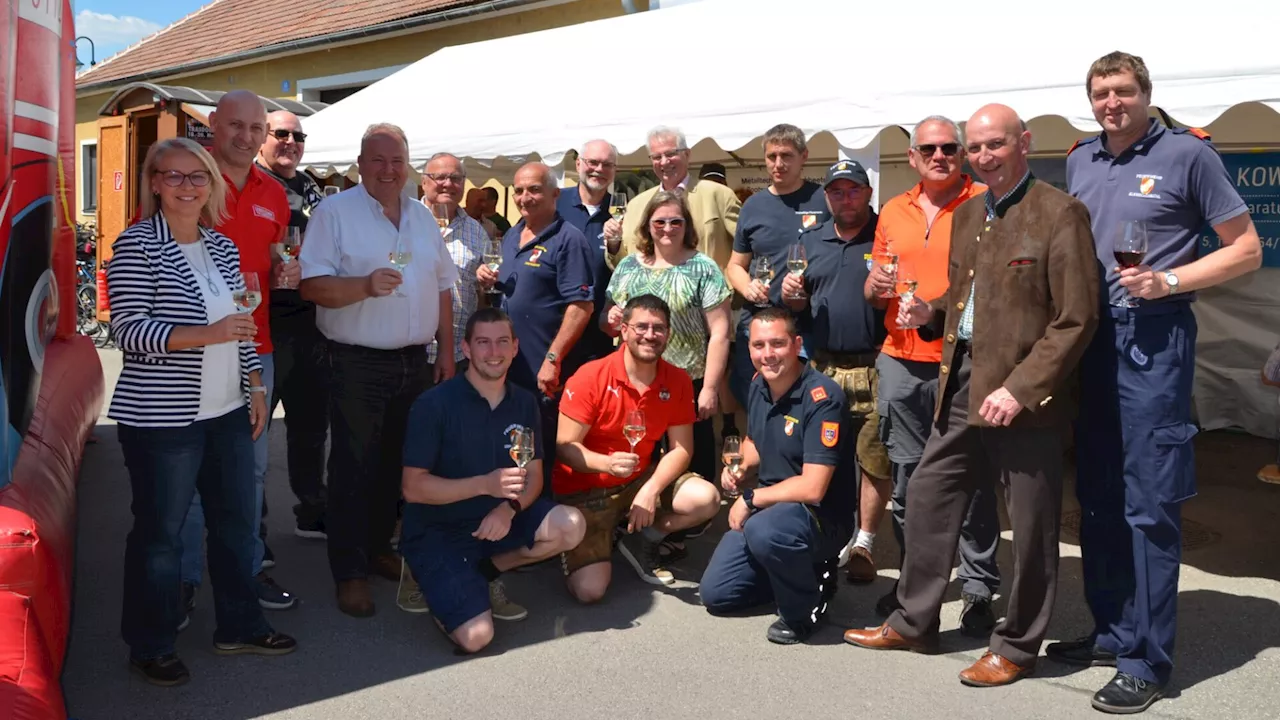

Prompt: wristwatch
[
  {"left": 742, "top": 488, "right": 758, "bottom": 512},
  {"left": 545, "top": 351, "right": 558, "bottom": 365},
  {"left": 1164, "top": 271, "right": 1180, "bottom": 294},
  {"left": 506, "top": 498, "right": 522, "bottom": 514}
]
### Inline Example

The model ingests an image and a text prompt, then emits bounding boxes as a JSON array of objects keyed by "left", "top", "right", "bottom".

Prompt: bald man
[
  {"left": 477, "top": 162, "right": 597, "bottom": 497},
  {"left": 178, "top": 90, "right": 296, "bottom": 616},
  {"left": 844, "top": 105, "right": 1099, "bottom": 689}
]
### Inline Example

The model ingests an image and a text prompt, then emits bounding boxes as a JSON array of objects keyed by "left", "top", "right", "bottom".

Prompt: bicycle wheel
[{"left": 76, "top": 283, "right": 101, "bottom": 338}]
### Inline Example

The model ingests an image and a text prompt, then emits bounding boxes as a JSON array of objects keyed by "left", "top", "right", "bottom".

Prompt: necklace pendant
[{"left": 208, "top": 279, "right": 220, "bottom": 297}]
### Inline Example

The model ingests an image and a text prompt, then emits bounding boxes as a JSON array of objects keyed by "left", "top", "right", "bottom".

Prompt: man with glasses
[
  {"left": 845, "top": 105, "right": 1098, "bottom": 690},
  {"left": 609, "top": 125, "right": 740, "bottom": 269},
  {"left": 255, "top": 111, "right": 331, "bottom": 548},
  {"left": 860, "top": 116, "right": 1001, "bottom": 632},
  {"left": 555, "top": 295, "right": 720, "bottom": 599},
  {"left": 178, "top": 91, "right": 296, "bottom": 623},
  {"left": 559, "top": 139, "right": 620, "bottom": 362}
]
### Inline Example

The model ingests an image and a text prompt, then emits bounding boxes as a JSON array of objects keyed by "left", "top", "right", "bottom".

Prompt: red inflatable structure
[{"left": 1, "top": 1, "right": 105, "bottom": 717}]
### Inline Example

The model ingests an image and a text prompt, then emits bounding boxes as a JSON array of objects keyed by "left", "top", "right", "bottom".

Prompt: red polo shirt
[
  {"left": 217, "top": 165, "right": 288, "bottom": 354},
  {"left": 553, "top": 347, "right": 696, "bottom": 495}
]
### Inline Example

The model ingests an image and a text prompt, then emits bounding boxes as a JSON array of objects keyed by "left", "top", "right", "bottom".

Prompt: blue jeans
[
  {"left": 180, "top": 354, "right": 274, "bottom": 584},
  {"left": 119, "top": 406, "right": 271, "bottom": 660}
]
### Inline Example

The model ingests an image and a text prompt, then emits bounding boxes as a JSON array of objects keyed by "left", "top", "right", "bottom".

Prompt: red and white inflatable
[{"left": 1, "top": 1, "right": 105, "bottom": 717}]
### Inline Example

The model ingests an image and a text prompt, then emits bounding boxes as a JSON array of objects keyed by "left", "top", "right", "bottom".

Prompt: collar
[
  {"left": 753, "top": 364, "right": 813, "bottom": 405},
  {"left": 561, "top": 184, "right": 612, "bottom": 212},
  {"left": 513, "top": 212, "right": 567, "bottom": 244},
  {"left": 222, "top": 164, "right": 265, "bottom": 198},
  {"left": 907, "top": 174, "right": 978, "bottom": 209},
  {"left": 984, "top": 170, "right": 1033, "bottom": 219},
  {"left": 661, "top": 174, "right": 691, "bottom": 194},
  {"left": 456, "top": 372, "right": 515, "bottom": 409},
  {"left": 818, "top": 212, "right": 878, "bottom": 245},
  {"left": 1096, "top": 118, "right": 1164, "bottom": 159},
  {"left": 604, "top": 346, "right": 669, "bottom": 393},
  {"left": 356, "top": 182, "right": 408, "bottom": 218}
]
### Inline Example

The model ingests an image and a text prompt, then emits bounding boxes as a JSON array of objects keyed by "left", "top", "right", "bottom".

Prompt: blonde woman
[{"left": 107, "top": 138, "right": 296, "bottom": 687}]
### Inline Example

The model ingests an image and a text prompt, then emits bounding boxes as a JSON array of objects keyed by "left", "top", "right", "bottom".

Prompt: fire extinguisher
[{"left": 96, "top": 266, "right": 110, "bottom": 316}]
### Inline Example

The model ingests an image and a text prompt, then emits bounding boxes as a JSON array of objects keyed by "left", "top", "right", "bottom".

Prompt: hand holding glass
[
  {"left": 786, "top": 243, "right": 807, "bottom": 299},
  {"left": 751, "top": 256, "right": 775, "bottom": 307},
  {"left": 722, "top": 436, "right": 744, "bottom": 498},
  {"left": 508, "top": 427, "right": 535, "bottom": 493},
  {"left": 894, "top": 262, "right": 920, "bottom": 329},
  {"left": 388, "top": 242, "right": 412, "bottom": 297},
  {"left": 873, "top": 243, "right": 899, "bottom": 299},
  {"left": 232, "top": 272, "right": 262, "bottom": 346},
  {"left": 1114, "top": 220, "right": 1149, "bottom": 308}
]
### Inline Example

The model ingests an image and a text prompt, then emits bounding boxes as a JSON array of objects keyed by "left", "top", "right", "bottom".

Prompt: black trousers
[
  {"left": 887, "top": 350, "right": 1064, "bottom": 667},
  {"left": 325, "top": 340, "right": 432, "bottom": 582},
  {"left": 271, "top": 321, "right": 330, "bottom": 524}
]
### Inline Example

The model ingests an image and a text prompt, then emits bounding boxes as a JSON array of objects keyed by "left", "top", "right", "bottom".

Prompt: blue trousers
[
  {"left": 700, "top": 503, "right": 839, "bottom": 626},
  {"left": 118, "top": 406, "right": 270, "bottom": 659},
  {"left": 1074, "top": 303, "right": 1198, "bottom": 685},
  {"left": 181, "top": 354, "right": 274, "bottom": 585}
]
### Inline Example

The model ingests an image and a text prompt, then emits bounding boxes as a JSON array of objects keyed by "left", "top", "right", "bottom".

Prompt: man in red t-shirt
[{"left": 555, "top": 294, "right": 721, "bottom": 602}]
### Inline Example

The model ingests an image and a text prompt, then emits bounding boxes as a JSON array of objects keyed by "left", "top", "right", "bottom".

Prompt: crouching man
[{"left": 400, "top": 308, "right": 586, "bottom": 653}]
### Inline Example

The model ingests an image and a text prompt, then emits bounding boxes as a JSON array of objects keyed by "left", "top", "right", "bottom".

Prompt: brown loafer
[
  {"left": 370, "top": 552, "right": 402, "bottom": 582},
  {"left": 959, "top": 651, "right": 1034, "bottom": 687},
  {"left": 844, "top": 546, "right": 877, "bottom": 584},
  {"left": 336, "top": 578, "right": 375, "bottom": 618},
  {"left": 843, "top": 622, "right": 937, "bottom": 653}
]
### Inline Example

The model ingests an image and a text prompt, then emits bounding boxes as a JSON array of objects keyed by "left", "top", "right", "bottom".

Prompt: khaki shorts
[
  {"left": 811, "top": 353, "right": 892, "bottom": 481},
  {"left": 557, "top": 470, "right": 699, "bottom": 574}
]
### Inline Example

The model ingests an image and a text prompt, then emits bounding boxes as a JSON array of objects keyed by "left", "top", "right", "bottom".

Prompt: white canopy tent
[{"left": 298, "top": 0, "right": 1280, "bottom": 439}]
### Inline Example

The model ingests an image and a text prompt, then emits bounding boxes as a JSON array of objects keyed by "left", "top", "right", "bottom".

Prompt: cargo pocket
[
  {"left": 1151, "top": 422, "right": 1198, "bottom": 504},
  {"left": 848, "top": 367, "right": 877, "bottom": 416}
]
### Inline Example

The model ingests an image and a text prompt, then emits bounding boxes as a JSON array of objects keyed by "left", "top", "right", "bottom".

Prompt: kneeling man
[
  {"left": 401, "top": 308, "right": 586, "bottom": 653},
  {"left": 556, "top": 294, "right": 721, "bottom": 602},
  {"left": 701, "top": 307, "right": 856, "bottom": 645}
]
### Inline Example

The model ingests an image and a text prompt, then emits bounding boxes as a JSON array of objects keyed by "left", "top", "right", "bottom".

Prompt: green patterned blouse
[{"left": 606, "top": 251, "right": 731, "bottom": 380}]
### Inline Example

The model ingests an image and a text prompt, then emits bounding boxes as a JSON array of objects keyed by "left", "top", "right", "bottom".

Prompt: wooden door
[{"left": 96, "top": 115, "right": 128, "bottom": 320}]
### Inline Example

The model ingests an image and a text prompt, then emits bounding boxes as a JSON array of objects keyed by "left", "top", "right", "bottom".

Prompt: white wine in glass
[
  {"left": 623, "top": 409, "right": 646, "bottom": 450},
  {"left": 388, "top": 246, "right": 412, "bottom": 297},
  {"left": 509, "top": 427, "right": 535, "bottom": 469},
  {"left": 895, "top": 262, "right": 920, "bottom": 329},
  {"left": 786, "top": 243, "right": 807, "bottom": 299},
  {"left": 722, "top": 435, "right": 743, "bottom": 498},
  {"left": 483, "top": 239, "right": 503, "bottom": 301},
  {"left": 235, "top": 272, "right": 262, "bottom": 346},
  {"left": 751, "top": 256, "right": 775, "bottom": 307},
  {"left": 432, "top": 203, "right": 450, "bottom": 232},
  {"left": 609, "top": 196, "right": 627, "bottom": 223}
]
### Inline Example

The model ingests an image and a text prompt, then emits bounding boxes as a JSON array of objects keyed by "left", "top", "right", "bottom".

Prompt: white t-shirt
[
  {"left": 584, "top": 202, "right": 601, "bottom": 217},
  {"left": 178, "top": 240, "right": 244, "bottom": 420}
]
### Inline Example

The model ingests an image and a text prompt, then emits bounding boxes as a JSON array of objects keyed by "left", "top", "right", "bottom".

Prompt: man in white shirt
[{"left": 299, "top": 123, "right": 459, "bottom": 618}]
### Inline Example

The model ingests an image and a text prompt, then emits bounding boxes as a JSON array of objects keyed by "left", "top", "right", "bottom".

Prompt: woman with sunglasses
[
  {"left": 106, "top": 137, "right": 296, "bottom": 687},
  {"left": 603, "top": 191, "right": 732, "bottom": 552}
]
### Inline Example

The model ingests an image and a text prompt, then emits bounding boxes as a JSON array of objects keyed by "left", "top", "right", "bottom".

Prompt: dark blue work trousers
[{"left": 1074, "top": 302, "right": 1198, "bottom": 685}]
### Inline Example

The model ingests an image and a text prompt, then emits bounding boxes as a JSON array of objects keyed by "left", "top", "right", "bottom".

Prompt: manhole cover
[{"left": 1060, "top": 511, "right": 1221, "bottom": 551}]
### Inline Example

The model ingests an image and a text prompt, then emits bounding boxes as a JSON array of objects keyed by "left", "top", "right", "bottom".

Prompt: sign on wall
[
  {"left": 1198, "top": 152, "right": 1280, "bottom": 267},
  {"left": 185, "top": 116, "right": 214, "bottom": 148}
]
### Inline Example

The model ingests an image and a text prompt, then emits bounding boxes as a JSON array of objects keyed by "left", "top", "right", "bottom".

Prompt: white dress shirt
[{"left": 300, "top": 184, "right": 459, "bottom": 350}]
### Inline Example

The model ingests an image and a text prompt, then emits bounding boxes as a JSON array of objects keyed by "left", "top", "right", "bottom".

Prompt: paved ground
[{"left": 63, "top": 349, "right": 1280, "bottom": 720}]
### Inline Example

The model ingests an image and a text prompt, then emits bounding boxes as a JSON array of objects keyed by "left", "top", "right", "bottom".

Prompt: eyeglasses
[
  {"left": 270, "top": 129, "right": 307, "bottom": 143},
  {"left": 648, "top": 150, "right": 685, "bottom": 162},
  {"left": 650, "top": 218, "right": 685, "bottom": 229},
  {"left": 156, "top": 170, "right": 211, "bottom": 187},
  {"left": 426, "top": 172, "right": 465, "bottom": 185},
  {"left": 581, "top": 159, "right": 616, "bottom": 169},
  {"left": 914, "top": 143, "right": 960, "bottom": 157},
  {"left": 624, "top": 322, "right": 669, "bottom": 336}
]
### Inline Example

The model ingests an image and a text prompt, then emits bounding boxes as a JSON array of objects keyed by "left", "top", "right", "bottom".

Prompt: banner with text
[{"left": 1199, "top": 152, "right": 1280, "bottom": 267}]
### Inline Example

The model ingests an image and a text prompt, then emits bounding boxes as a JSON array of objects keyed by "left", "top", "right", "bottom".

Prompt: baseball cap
[
  {"left": 823, "top": 160, "right": 869, "bottom": 188},
  {"left": 699, "top": 163, "right": 727, "bottom": 180}
]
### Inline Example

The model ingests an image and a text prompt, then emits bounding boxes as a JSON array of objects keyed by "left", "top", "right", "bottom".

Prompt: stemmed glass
[
  {"left": 1114, "top": 220, "right": 1149, "bottom": 308},
  {"left": 275, "top": 227, "right": 301, "bottom": 289},
  {"left": 894, "top": 261, "right": 920, "bottom": 329},
  {"left": 623, "top": 409, "right": 646, "bottom": 451},
  {"left": 388, "top": 239, "right": 412, "bottom": 298},
  {"left": 483, "top": 238, "right": 503, "bottom": 303},
  {"left": 233, "top": 272, "right": 262, "bottom": 347},
  {"left": 432, "top": 203, "right": 450, "bottom": 236},
  {"left": 609, "top": 194, "right": 627, "bottom": 224},
  {"left": 873, "top": 239, "right": 898, "bottom": 299},
  {"left": 786, "top": 243, "right": 807, "bottom": 299},
  {"left": 751, "top": 255, "right": 775, "bottom": 308},
  {"left": 508, "top": 427, "right": 535, "bottom": 493},
  {"left": 721, "top": 435, "right": 743, "bottom": 498}
]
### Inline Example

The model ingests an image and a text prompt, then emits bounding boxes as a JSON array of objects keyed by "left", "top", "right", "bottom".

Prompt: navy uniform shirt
[
  {"left": 495, "top": 213, "right": 597, "bottom": 391},
  {"left": 733, "top": 181, "right": 830, "bottom": 322},
  {"left": 1066, "top": 118, "right": 1248, "bottom": 306},
  {"left": 401, "top": 375, "right": 543, "bottom": 536},
  {"left": 556, "top": 187, "right": 614, "bottom": 361},
  {"left": 794, "top": 214, "right": 885, "bottom": 354},
  {"left": 747, "top": 365, "right": 856, "bottom": 525}
]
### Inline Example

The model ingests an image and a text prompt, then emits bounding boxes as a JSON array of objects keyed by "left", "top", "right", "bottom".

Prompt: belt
[
  {"left": 813, "top": 350, "right": 878, "bottom": 369},
  {"left": 326, "top": 338, "right": 426, "bottom": 357}
]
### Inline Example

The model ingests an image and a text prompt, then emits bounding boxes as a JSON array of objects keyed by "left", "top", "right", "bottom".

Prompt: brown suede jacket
[{"left": 923, "top": 175, "right": 1099, "bottom": 428}]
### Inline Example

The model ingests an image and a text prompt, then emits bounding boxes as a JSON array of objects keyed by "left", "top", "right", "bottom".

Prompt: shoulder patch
[
  {"left": 810, "top": 387, "right": 828, "bottom": 402},
  {"left": 1067, "top": 136, "right": 1100, "bottom": 156},
  {"left": 1186, "top": 127, "right": 1211, "bottom": 141},
  {"left": 821, "top": 421, "right": 839, "bottom": 448}
]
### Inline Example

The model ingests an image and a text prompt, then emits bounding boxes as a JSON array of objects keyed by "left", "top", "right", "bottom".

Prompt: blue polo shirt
[
  {"left": 401, "top": 375, "right": 544, "bottom": 533},
  {"left": 792, "top": 214, "right": 885, "bottom": 354},
  {"left": 747, "top": 365, "right": 856, "bottom": 525},
  {"left": 557, "top": 186, "right": 614, "bottom": 361},
  {"left": 733, "top": 181, "right": 830, "bottom": 322},
  {"left": 495, "top": 213, "right": 597, "bottom": 391},
  {"left": 1066, "top": 119, "right": 1248, "bottom": 306}
]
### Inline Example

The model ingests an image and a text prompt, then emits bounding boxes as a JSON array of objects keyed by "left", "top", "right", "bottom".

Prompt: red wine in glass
[{"left": 1114, "top": 250, "right": 1146, "bottom": 269}]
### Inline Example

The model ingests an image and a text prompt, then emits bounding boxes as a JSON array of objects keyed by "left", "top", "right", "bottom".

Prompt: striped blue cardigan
[{"left": 106, "top": 213, "right": 263, "bottom": 428}]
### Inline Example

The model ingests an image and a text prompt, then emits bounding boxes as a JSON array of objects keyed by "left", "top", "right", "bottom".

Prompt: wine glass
[
  {"left": 623, "top": 409, "right": 646, "bottom": 451},
  {"left": 275, "top": 227, "right": 301, "bottom": 289},
  {"left": 432, "top": 203, "right": 450, "bottom": 235},
  {"left": 751, "top": 255, "right": 775, "bottom": 308},
  {"left": 721, "top": 435, "right": 743, "bottom": 498},
  {"left": 786, "top": 243, "right": 807, "bottom": 299},
  {"left": 1114, "top": 220, "right": 1149, "bottom": 308},
  {"left": 508, "top": 427, "right": 535, "bottom": 493},
  {"left": 873, "top": 239, "right": 898, "bottom": 298},
  {"left": 482, "top": 238, "right": 503, "bottom": 303},
  {"left": 388, "top": 240, "right": 412, "bottom": 298},
  {"left": 894, "top": 261, "right": 920, "bottom": 329},
  {"left": 609, "top": 193, "right": 627, "bottom": 224},
  {"left": 232, "top": 272, "right": 262, "bottom": 347}
]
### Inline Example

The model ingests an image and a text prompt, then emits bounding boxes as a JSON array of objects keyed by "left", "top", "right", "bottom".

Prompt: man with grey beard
[{"left": 558, "top": 139, "right": 619, "bottom": 362}]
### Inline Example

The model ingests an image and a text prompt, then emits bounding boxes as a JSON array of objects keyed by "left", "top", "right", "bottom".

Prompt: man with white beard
[{"left": 558, "top": 139, "right": 619, "bottom": 362}]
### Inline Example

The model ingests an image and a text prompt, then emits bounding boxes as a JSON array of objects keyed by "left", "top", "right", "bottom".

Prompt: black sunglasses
[
  {"left": 270, "top": 129, "right": 307, "bottom": 143},
  {"left": 914, "top": 143, "right": 960, "bottom": 157}
]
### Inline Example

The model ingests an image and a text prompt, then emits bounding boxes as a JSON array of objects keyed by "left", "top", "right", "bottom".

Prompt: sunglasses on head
[
  {"left": 914, "top": 143, "right": 960, "bottom": 157},
  {"left": 271, "top": 129, "right": 307, "bottom": 143}
]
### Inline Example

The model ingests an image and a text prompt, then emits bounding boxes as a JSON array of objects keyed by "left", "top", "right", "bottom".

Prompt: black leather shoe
[
  {"left": 1046, "top": 636, "right": 1118, "bottom": 667},
  {"left": 959, "top": 593, "right": 996, "bottom": 637},
  {"left": 767, "top": 617, "right": 816, "bottom": 645},
  {"left": 1091, "top": 672, "right": 1165, "bottom": 714},
  {"left": 130, "top": 653, "right": 190, "bottom": 687},
  {"left": 875, "top": 587, "right": 902, "bottom": 617}
]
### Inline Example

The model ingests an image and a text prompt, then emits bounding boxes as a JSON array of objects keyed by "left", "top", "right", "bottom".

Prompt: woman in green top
[{"left": 603, "top": 190, "right": 732, "bottom": 491}]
